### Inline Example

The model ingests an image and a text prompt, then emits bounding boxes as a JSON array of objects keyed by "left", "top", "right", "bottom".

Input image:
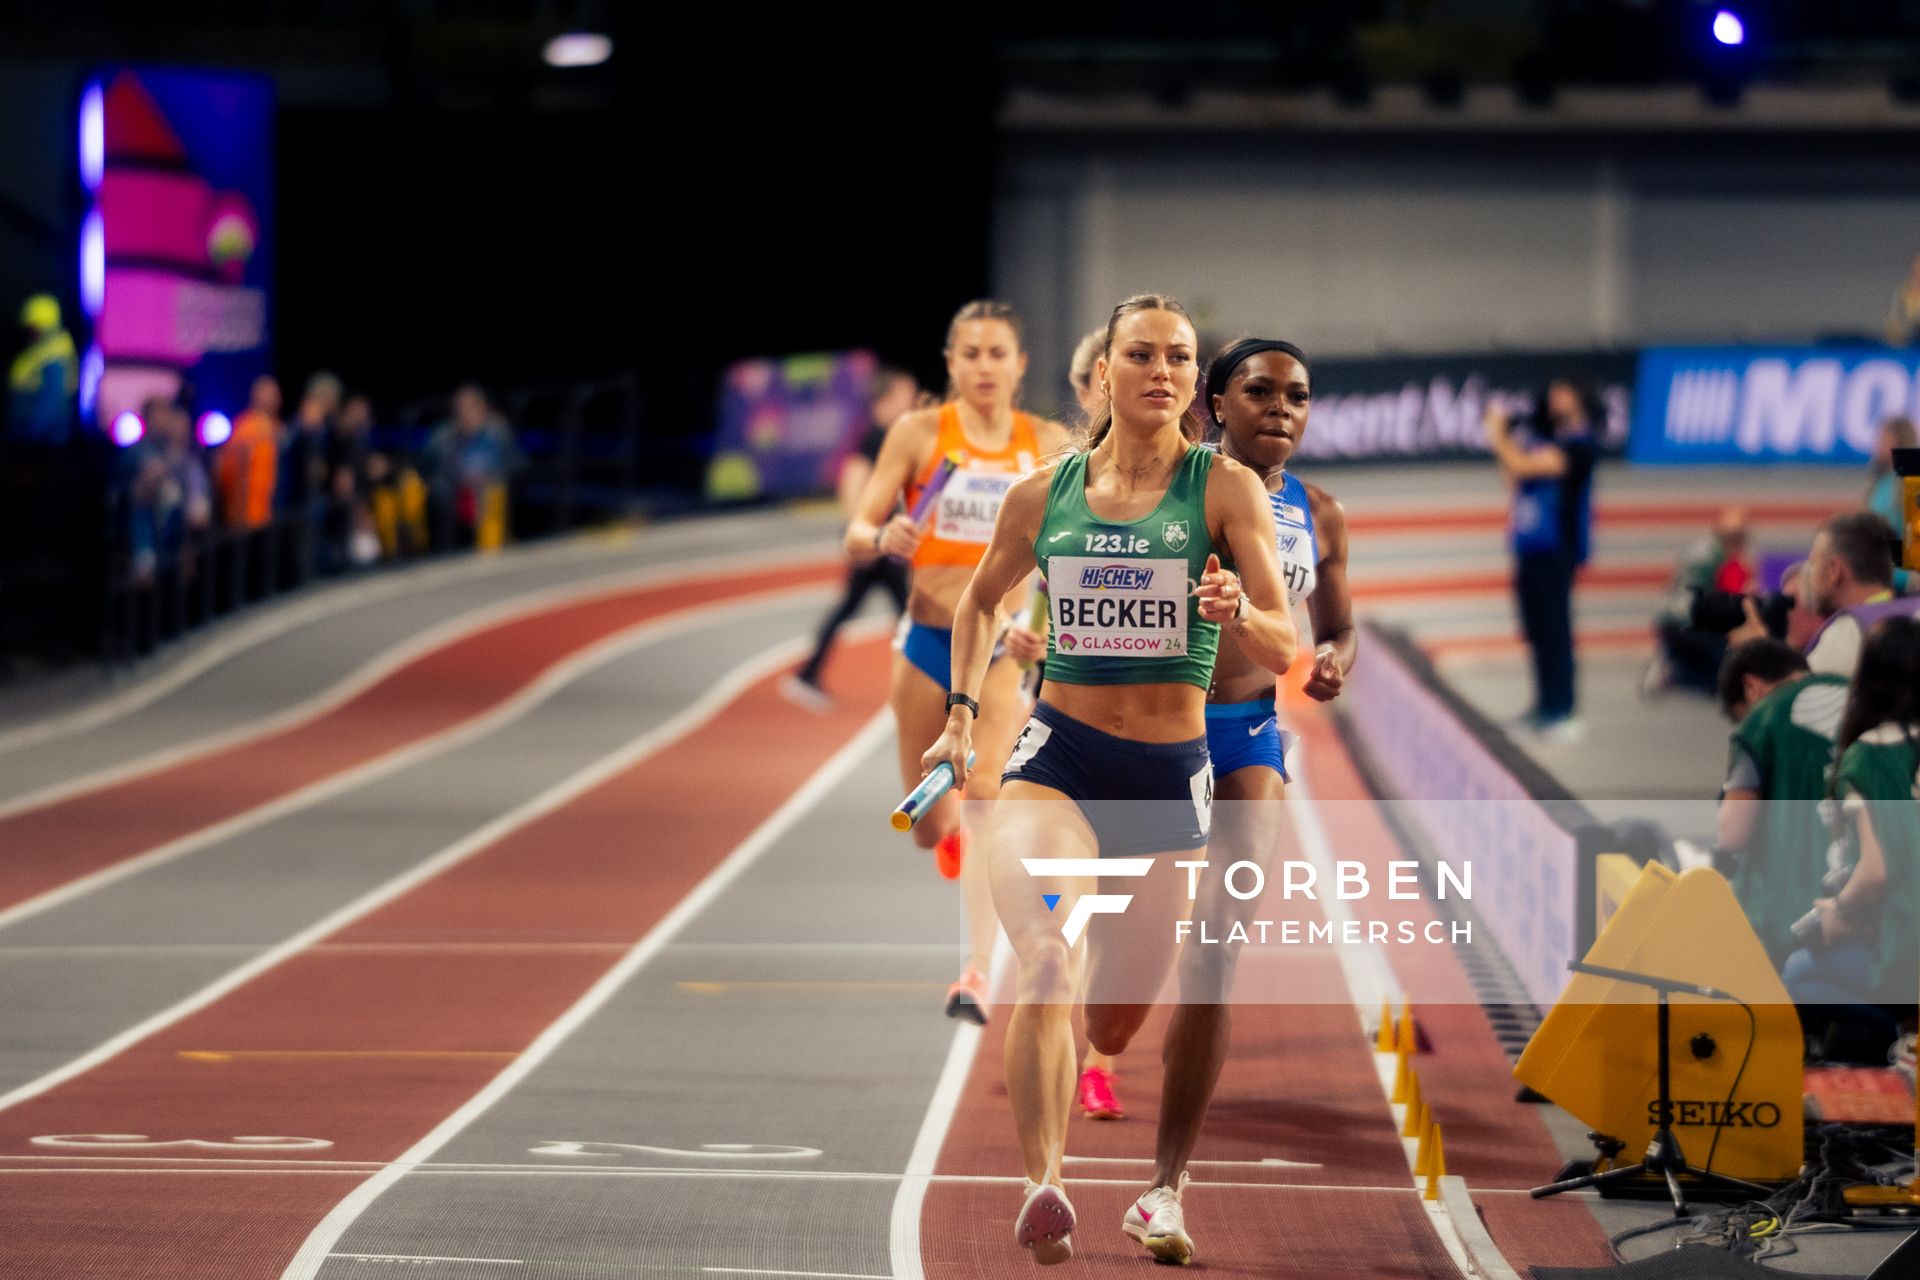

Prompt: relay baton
[
  {"left": 1017, "top": 583, "right": 1049, "bottom": 672},
  {"left": 887, "top": 450, "right": 962, "bottom": 563},
  {"left": 891, "top": 751, "right": 976, "bottom": 832}
]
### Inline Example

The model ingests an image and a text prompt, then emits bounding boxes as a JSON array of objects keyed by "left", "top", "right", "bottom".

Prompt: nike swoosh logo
[
  {"left": 1048, "top": 531, "right": 1074, "bottom": 543},
  {"left": 1246, "top": 717, "right": 1276, "bottom": 737}
]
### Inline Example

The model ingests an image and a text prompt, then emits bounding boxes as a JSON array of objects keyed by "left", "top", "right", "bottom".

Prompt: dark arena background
[{"left": 1, "top": 4, "right": 1917, "bottom": 1278}]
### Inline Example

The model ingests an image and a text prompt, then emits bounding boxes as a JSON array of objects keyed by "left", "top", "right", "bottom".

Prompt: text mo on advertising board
[{"left": 1632, "top": 346, "right": 1920, "bottom": 465}]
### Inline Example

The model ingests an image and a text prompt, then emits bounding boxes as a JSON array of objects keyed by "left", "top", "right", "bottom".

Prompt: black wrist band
[{"left": 946, "top": 692, "right": 979, "bottom": 717}]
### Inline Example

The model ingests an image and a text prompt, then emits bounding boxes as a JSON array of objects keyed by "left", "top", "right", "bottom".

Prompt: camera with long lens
[{"left": 1689, "top": 589, "right": 1792, "bottom": 639}]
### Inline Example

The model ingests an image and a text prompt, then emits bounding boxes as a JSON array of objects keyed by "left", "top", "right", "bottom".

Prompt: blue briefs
[
  {"left": 894, "top": 618, "right": 1009, "bottom": 689},
  {"left": 1204, "top": 696, "right": 1292, "bottom": 783},
  {"left": 1000, "top": 699, "right": 1212, "bottom": 858}
]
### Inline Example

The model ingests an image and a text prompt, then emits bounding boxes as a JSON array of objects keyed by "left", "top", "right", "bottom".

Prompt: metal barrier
[{"left": 92, "top": 372, "right": 647, "bottom": 668}]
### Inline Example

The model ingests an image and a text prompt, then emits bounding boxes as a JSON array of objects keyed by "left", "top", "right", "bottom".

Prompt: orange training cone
[
  {"left": 1423, "top": 1125, "right": 1446, "bottom": 1200},
  {"left": 1375, "top": 1001, "right": 1396, "bottom": 1053},
  {"left": 1401, "top": 1072, "right": 1425, "bottom": 1138}
]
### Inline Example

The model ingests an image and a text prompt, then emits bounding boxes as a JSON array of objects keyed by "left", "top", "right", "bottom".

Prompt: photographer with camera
[
  {"left": 1715, "top": 638, "right": 1849, "bottom": 965},
  {"left": 1800, "top": 512, "right": 1916, "bottom": 678},
  {"left": 1780, "top": 618, "right": 1920, "bottom": 1025},
  {"left": 1485, "top": 380, "right": 1599, "bottom": 741},
  {"left": 1721, "top": 512, "right": 1916, "bottom": 679}
]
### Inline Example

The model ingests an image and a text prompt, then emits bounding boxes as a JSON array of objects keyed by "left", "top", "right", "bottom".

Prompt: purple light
[
  {"left": 111, "top": 411, "right": 145, "bottom": 448},
  {"left": 78, "top": 344, "right": 103, "bottom": 421},
  {"left": 543, "top": 32, "right": 612, "bottom": 67},
  {"left": 1712, "top": 10, "right": 1745, "bottom": 46},
  {"left": 79, "top": 82, "right": 104, "bottom": 193},
  {"left": 197, "top": 411, "right": 233, "bottom": 448},
  {"left": 80, "top": 209, "right": 105, "bottom": 319}
]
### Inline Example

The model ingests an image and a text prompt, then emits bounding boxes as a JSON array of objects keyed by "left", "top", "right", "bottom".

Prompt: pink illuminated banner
[{"left": 81, "top": 68, "right": 273, "bottom": 430}]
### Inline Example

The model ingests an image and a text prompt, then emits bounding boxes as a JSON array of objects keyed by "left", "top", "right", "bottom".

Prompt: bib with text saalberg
[
  {"left": 1048, "top": 556, "right": 1189, "bottom": 657},
  {"left": 933, "top": 468, "right": 1017, "bottom": 545}
]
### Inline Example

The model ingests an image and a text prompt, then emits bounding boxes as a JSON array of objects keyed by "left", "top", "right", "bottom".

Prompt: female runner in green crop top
[{"left": 921, "top": 295, "right": 1298, "bottom": 1266}]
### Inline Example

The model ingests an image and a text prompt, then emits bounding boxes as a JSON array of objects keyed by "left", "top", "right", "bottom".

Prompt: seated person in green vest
[
  {"left": 1715, "top": 638, "right": 1849, "bottom": 965},
  {"left": 1783, "top": 617, "right": 1920, "bottom": 1016}
]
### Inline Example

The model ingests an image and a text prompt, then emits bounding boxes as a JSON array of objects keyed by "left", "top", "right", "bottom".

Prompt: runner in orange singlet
[{"left": 846, "top": 300, "right": 1070, "bottom": 1022}]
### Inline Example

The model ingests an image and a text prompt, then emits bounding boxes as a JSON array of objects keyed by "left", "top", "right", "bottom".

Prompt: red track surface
[
  {"left": 0, "top": 561, "right": 837, "bottom": 916},
  {"left": 1345, "top": 500, "right": 1844, "bottom": 536},
  {"left": 0, "top": 636, "right": 888, "bottom": 1279},
  {"left": 1353, "top": 564, "right": 1669, "bottom": 600},
  {"left": 915, "top": 687, "right": 1615, "bottom": 1277},
  {"left": 1287, "top": 690, "right": 1615, "bottom": 1270}
]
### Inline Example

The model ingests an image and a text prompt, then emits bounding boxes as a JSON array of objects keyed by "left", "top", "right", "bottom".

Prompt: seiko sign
[{"left": 1631, "top": 347, "right": 1920, "bottom": 465}]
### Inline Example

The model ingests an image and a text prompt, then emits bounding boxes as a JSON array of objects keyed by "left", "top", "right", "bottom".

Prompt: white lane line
[
  {"left": 0, "top": 584, "right": 835, "bottom": 938},
  {"left": 0, "top": 1166, "right": 1428, "bottom": 1192},
  {"left": 0, "top": 943, "right": 635, "bottom": 957},
  {"left": 667, "top": 942, "right": 960, "bottom": 953},
  {"left": 1062, "top": 1155, "right": 1323, "bottom": 1170},
  {"left": 0, "top": 506, "right": 822, "bottom": 757},
  {"left": 885, "top": 932, "right": 1006, "bottom": 1280},
  {"left": 0, "top": 534, "right": 624, "bottom": 757},
  {"left": 0, "top": 627, "right": 866, "bottom": 1117},
  {"left": 0, "top": 542, "right": 835, "bottom": 821},
  {"left": 886, "top": 1030, "right": 979, "bottom": 1280},
  {"left": 329, "top": 1256, "right": 522, "bottom": 1267},
  {"left": 277, "top": 710, "right": 896, "bottom": 1280},
  {"left": 705, "top": 1269, "right": 892, "bottom": 1279},
  {"left": 1288, "top": 755, "right": 1478, "bottom": 1280},
  {"left": 1438, "top": 1176, "right": 1527, "bottom": 1280}
]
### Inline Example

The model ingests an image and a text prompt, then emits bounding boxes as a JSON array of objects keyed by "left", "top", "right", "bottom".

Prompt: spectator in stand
[
  {"left": 1646, "top": 506, "right": 1754, "bottom": 696},
  {"left": 1781, "top": 617, "right": 1920, "bottom": 1026},
  {"left": 1801, "top": 512, "right": 1919, "bottom": 678},
  {"left": 328, "top": 393, "right": 381, "bottom": 568},
  {"left": 279, "top": 372, "right": 342, "bottom": 579},
  {"left": 781, "top": 367, "right": 918, "bottom": 709},
  {"left": 421, "top": 383, "right": 522, "bottom": 550},
  {"left": 1885, "top": 251, "right": 1920, "bottom": 347},
  {"left": 1714, "top": 638, "right": 1849, "bottom": 966},
  {"left": 1866, "top": 416, "right": 1915, "bottom": 594},
  {"left": 280, "top": 372, "right": 339, "bottom": 509},
  {"left": 1067, "top": 327, "right": 1106, "bottom": 422},
  {"left": 124, "top": 398, "right": 211, "bottom": 583},
  {"left": 218, "top": 375, "right": 281, "bottom": 531},
  {"left": 1485, "top": 380, "right": 1600, "bottom": 742},
  {"left": 7, "top": 294, "right": 77, "bottom": 446}
]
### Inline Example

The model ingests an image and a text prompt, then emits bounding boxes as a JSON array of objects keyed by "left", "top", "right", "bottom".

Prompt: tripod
[{"left": 1531, "top": 960, "right": 1775, "bottom": 1218}]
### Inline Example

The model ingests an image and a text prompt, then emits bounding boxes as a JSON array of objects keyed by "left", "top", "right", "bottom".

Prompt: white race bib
[
  {"left": 1048, "top": 556, "right": 1190, "bottom": 658},
  {"left": 932, "top": 468, "right": 1016, "bottom": 545}
]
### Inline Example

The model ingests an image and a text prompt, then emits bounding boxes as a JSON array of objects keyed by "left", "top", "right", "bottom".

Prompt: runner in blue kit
[{"left": 1072, "top": 338, "right": 1358, "bottom": 1250}]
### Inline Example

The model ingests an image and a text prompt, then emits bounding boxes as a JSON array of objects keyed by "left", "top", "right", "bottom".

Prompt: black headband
[{"left": 1204, "top": 339, "right": 1310, "bottom": 411}]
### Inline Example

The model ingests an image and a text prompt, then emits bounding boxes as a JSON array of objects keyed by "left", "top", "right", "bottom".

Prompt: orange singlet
[{"left": 905, "top": 403, "right": 1042, "bottom": 570}]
